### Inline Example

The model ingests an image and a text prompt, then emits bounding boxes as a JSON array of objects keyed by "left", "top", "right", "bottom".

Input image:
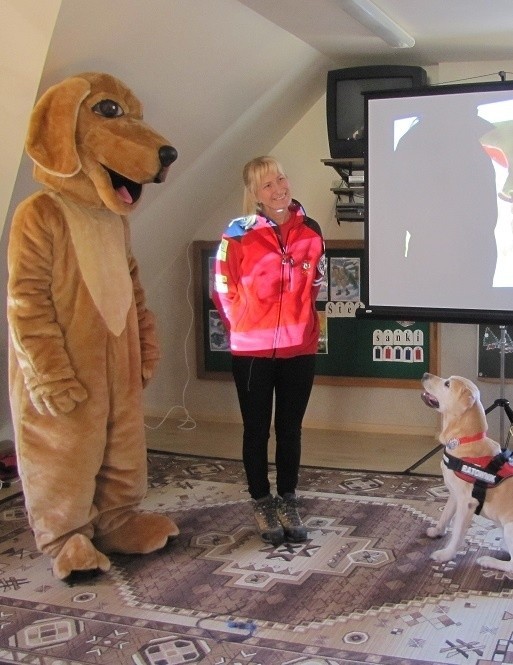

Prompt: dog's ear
[
  {"left": 26, "top": 76, "right": 91, "bottom": 177},
  {"left": 460, "top": 384, "right": 477, "bottom": 410}
]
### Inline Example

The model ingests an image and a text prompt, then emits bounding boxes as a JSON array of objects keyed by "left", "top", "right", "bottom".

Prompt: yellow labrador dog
[{"left": 421, "top": 372, "right": 513, "bottom": 572}]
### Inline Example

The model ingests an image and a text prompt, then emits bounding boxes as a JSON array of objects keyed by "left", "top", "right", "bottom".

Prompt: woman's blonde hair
[{"left": 242, "top": 156, "right": 285, "bottom": 216}]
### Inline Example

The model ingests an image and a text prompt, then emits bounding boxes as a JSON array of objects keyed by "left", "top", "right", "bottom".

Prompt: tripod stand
[{"left": 483, "top": 325, "right": 513, "bottom": 449}]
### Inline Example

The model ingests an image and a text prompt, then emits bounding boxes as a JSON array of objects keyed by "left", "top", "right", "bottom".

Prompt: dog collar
[{"left": 445, "top": 431, "right": 487, "bottom": 450}]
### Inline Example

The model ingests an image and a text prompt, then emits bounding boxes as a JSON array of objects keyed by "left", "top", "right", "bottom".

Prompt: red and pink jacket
[{"left": 213, "top": 201, "right": 325, "bottom": 358}]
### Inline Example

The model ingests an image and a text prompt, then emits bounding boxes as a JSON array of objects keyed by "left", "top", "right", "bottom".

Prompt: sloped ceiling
[
  {"left": 9, "top": 0, "right": 333, "bottom": 285},
  {"left": 10, "top": 0, "right": 513, "bottom": 274},
  {"left": 239, "top": 0, "right": 513, "bottom": 66}
]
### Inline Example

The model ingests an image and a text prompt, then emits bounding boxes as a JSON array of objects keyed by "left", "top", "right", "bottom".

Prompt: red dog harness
[{"left": 442, "top": 431, "right": 513, "bottom": 514}]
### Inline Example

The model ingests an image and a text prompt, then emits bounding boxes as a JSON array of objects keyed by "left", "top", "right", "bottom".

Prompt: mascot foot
[
  {"left": 94, "top": 512, "right": 179, "bottom": 554},
  {"left": 53, "top": 533, "right": 111, "bottom": 580}
]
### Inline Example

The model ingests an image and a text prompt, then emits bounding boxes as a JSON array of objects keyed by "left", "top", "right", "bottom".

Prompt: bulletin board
[{"left": 193, "top": 240, "right": 439, "bottom": 388}]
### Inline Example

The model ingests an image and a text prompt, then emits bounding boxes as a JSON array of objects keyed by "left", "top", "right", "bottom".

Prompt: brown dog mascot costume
[{"left": 7, "top": 72, "right": 179, "bottom": 580}]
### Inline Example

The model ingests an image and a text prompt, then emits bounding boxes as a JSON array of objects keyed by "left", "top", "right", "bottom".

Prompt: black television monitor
[
  {"left": 326, "top": 65, "right": 427, "bottom": 159},
  {"left": 364, "top": 79, "right": 513, "bottom": 324}
]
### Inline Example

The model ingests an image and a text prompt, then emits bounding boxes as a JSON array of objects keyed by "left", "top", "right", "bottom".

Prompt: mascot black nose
[{"left": 159, "top": 145, "right": 178, "bottom": 167}]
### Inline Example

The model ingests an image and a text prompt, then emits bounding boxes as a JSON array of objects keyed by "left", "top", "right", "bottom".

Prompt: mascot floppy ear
[{"left": 26, "top": 76, "right": 91, "bottom": 177}]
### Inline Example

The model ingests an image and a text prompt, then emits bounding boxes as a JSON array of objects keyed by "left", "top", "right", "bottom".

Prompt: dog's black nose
[{"left": 159, "top": 145, "right": 178, "bottom": 167}]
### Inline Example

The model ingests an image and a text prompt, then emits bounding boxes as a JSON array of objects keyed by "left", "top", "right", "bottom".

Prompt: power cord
[
  {"left": 439, "top": 71, "right": 513, "bottom": 85},
  {"left": 145, "top": 240, "right": 197, "bottom": 432}
]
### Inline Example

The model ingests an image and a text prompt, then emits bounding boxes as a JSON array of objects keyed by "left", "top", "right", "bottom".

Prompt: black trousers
[{"left": 231, "top": 354, "right": 316, "bottom": 500}]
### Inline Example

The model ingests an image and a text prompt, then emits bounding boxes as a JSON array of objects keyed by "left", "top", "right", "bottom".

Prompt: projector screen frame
[{"left": 363, "top": 78, "right": 513, "bottom": 325}]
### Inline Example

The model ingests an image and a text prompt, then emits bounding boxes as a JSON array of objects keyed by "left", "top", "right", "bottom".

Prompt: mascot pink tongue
[
  {"left": 7, "top": 72, "right": 178, "bottom": 581},
  {"left": 117, "top": 185, "right": 133, "bottom": 204}
]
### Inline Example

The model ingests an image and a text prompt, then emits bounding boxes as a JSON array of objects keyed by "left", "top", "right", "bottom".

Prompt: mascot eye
[{"left": 92, "top": 99, "right": 124, "bottom": 118}]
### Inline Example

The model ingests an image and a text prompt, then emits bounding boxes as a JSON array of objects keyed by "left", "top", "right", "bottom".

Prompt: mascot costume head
[{"left": 7, "top": 72, "right": 179, "bottom": 580}]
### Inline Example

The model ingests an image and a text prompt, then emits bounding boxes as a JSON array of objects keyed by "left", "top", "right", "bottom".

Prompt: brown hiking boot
[
  {"left": 253, "top": 495, "right": 285, "bottom": 545},
  {"left": 276, "top": 493, "right": 307, "bottom": 542}
]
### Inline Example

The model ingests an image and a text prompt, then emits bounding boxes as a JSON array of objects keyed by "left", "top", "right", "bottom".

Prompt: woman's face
[{"left": 255, "top": 170, "right": 292, "bottom": 217}]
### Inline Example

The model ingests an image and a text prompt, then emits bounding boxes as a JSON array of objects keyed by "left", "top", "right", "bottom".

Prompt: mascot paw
[
  {"left": 94, "top": 512, "right": 179, "bottom": 554},
  {"left": 30, "top": 378, "right": 88, "bottom": 416},
  {"left": 141, "top": 358, "right": 158, "bottom": 388},
  {"left": 53, "top": 533, "right": 111, "bottom": 580}
]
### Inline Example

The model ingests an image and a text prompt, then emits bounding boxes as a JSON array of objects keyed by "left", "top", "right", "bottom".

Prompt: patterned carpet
[{"left": 1, "top": 452, "right": 513, "bottom": 665}]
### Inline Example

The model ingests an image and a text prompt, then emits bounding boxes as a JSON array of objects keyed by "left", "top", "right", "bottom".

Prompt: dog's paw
[
  {"left": 477, "top": 555, "right": 513, "bottom": 573},
  {"left": 430, "top": 548, "right": 456, "bottom": 563},
  {"left": 426, "top": 526, "right": 445, "bottom": 539}
]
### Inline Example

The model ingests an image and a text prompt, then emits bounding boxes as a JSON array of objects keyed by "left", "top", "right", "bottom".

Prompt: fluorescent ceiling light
[{"left": 340, "top": 0, "right": 415, "bottom": 48}]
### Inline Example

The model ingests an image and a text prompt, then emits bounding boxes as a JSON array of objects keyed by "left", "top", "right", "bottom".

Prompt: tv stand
[
  {"left": 322, "top": 158, "right": 365, "bottom": 224},
  {"left": 322, "top": 157, "right": 364, "bottom": 179}
]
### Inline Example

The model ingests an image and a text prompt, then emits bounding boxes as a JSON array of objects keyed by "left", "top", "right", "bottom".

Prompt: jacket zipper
[{"left": 271, "top": 223, "right": 294, "bottom": 354}]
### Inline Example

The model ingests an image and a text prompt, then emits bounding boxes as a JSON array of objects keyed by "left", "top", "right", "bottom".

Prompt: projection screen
[{"left": 364, "top": 80, "right": 513, "bottom": 323}]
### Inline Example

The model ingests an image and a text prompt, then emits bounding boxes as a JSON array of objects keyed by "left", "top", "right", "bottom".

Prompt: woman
[{"left": 214, "top": 156, "right": 325, "bottom": 546}]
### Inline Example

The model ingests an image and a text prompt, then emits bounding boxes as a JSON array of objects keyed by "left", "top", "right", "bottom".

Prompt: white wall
[
  {"left": 176, "top": 60, "right": 513, "bottom": 442},
  {"left": 0, "top": 0, "right": 61, "bottom": 440},
  {"left": 0, "top": 0, "right": 61, "bottom": 236},
  {"left": 2, "top": 0, "right": 332, "bottom": 442},
  {"left": 3, "top": 0, "right": 513, "bottom": 446}
]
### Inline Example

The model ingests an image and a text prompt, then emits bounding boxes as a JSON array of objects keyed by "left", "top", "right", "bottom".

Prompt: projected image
[
  {"left": 367, "top": 83, "right": 513, "bottom": 321},
  {"left": 478, "top": 100, "right": 513, "bottom": 286},
  {"left": 393, "top": 101, "right": 513, "bottom": 287},
  {"left": 393, "top": 96, "right": 498, "bottom": 293}
]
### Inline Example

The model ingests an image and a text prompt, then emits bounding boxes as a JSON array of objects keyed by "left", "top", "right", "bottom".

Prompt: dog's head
[
  {"left": 25, "top": 72, "right": 177, "bottom": 215},
  {"left": 421, "top": 372, "right": 488, "bottom": 444},
  {"left": 421, "top": 373, "right": 480, "bottom": 415}
]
